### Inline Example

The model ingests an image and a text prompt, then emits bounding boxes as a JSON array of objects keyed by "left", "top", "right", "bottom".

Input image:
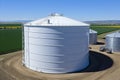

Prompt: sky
[{"left": 0, "top": 0, "right": 120, "bottom": 21}]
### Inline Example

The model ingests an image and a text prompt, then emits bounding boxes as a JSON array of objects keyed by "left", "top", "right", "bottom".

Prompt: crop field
[
  {"left": 0, "top": 24, "right": 22, "bottom": 29},
  {"left": 0, "top": 24, "right": 120, "bottom": 54},
  {"left": 91, "top": 25, "right": 120, "bottom": 35},
  {"left": 0, "top": 29, "right": 22, "bottom": 54}
]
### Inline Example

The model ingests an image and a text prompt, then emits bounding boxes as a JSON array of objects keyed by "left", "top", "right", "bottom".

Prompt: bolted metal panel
[
  {"left": 89, "top": 29, "right": 97, "bottom": 44},
  {"left": 24, "top": 26, "right": 89, "bottom": 73},
  {"left": 89, "top": 33, "right": 97, "bottom": 44},
  {"left": 106, "top": 37, "right": 120, "bottom": 52},
  {"left": 105, "top": 31, "right": 120, "bottom": 52}
]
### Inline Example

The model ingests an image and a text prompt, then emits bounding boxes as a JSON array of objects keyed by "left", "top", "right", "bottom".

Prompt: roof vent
[
  {"left": 47, "top": 19, "right": 51, "bottom": 24},
  {"left": 50, "top": 13, "right": 63, "bottom": 16}
]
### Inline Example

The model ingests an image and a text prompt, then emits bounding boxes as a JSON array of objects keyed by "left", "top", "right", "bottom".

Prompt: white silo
[
  {"left": 89, "top": 29, "right": 97, "bottom": 44},
  {"left": 105, "top": 31, "right": 120, "bottom": 53},
  {"left": 23, "top": 13, "right": 90, "bottom": 73}
]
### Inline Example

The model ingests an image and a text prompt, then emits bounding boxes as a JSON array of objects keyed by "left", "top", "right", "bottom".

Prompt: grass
[{"left": 0, "top": 29, "right": 22, "bottom": 54}]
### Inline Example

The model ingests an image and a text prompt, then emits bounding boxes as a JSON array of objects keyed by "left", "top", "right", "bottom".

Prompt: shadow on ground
[
  {"left": 96, "top": 42, "right": 105, "bottom": 45},
  {"left": 76, "top": 51, "right": 113, "bottom": 73}
]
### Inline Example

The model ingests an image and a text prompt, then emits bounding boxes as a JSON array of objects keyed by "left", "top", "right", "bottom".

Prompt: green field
[
  {"left": 91, "top": 25, "right": 120, "bottom": 35},
  {"left": 0, "top": 29, "right": 22, "bottom": 54},
  {"left": 0, "top": 24, "right": 120, "bottom": 54},
  {"left": 0, "top": 23, "right": 22, "bottom": 27}
]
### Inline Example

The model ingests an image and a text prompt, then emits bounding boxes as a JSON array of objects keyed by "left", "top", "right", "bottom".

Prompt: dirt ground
[{"left": 0, "top": 39, "right": 120, "bottom": 80}]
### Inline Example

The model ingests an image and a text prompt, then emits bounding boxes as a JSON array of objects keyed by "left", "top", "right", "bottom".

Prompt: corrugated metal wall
[
  {"left": 89, "top": 33, "right": 97, "bottom": 44},
  {"left": 24, "top": 26, "right": 89, "bottom": 73},
  {"left": 106, "top": 37, "right": 120, "bottom": 52}
]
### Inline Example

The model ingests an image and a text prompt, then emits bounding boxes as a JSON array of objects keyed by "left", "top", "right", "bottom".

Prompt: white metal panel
[
  {"left": 28, "top": 54, "right": 89, "bottom": 73},
  {"left": 106, "top": 31, "right": 120, "bottom": 37},
  {"left": 24, "top": 26, "right": 89, "bottom": 73},
  {"left": 89, "top": 29, "right": 97, "bottom": 33},
  {"left": 105, "top": 31, "right": 120, "bottom": 52},
  {"left": 89, "top": 33, "right": 97, "bottom": 44},
  {"left": 25, "top": 13, "right": 89, "bottom": 26},
  {"left": 89, "top": 29, "right": 97, "bottom": 44},
  {"left": 106, "top": 36, "right": 120, "bottom": 52}
]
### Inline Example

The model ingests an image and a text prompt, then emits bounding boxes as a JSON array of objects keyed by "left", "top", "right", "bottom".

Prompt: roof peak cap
[{"left": 50, "top": 13, "right": 63, "bottom": 16}]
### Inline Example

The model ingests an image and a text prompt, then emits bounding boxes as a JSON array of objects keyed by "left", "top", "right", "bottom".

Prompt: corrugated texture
[
  {"left": 105, "top": 31, "right": 120, "bottom": 52},
  {"left": 89, "top": 29, "right": 97, "bottom": 44},
  {"left": 24, "top": 26, "right": 89, "bottom": 73},
  {"left": 25, "top": 13, "right": 89, "bottom": 26}
]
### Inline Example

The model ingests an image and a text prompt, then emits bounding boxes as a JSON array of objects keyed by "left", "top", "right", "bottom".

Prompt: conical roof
[
  {"left": 25, "top": 13, "right": 89, "bottom": 26},
  {"left": 106, "top": 31, "right": 120, "bottom": 37},
  {"left": 89, "top": 29, "right": 97, "bottom": 33}
]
